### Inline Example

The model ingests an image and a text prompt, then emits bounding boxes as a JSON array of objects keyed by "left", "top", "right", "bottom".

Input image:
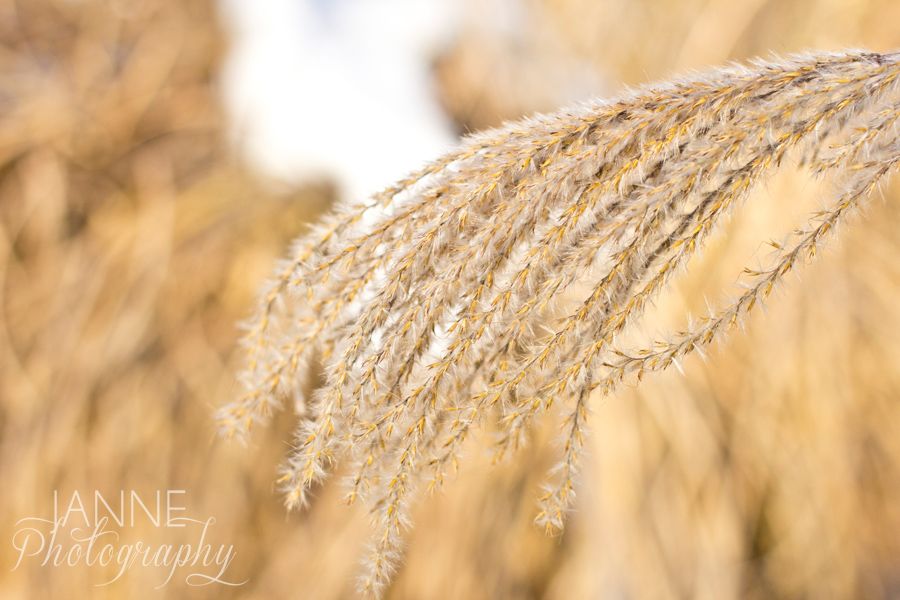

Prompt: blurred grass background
[{"left": 1, "top": 0, "right": 900, "bottom": 598}]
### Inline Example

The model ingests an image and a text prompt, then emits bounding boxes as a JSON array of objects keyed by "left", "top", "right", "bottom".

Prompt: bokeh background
[{"left": 2, "top": 0, "right": 900, "bottom": 598}]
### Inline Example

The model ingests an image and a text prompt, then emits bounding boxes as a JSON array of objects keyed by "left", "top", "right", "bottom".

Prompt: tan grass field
[{"left": 1, "top": 1, "right": 900, "bottom": 598}]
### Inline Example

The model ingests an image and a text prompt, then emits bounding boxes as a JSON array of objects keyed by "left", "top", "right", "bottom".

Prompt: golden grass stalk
[{"left": 219, "top": 49, "right": 900, "bottom": 596}]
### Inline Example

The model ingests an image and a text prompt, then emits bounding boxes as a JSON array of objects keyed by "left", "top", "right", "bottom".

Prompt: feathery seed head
[{"left": 220, "top": 49, "right": 900, "bottom": 596}]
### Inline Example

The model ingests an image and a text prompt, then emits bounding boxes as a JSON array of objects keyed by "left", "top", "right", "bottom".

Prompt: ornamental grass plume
[{"left": 219, "top": 49, "right": 900, "bottom": 595}]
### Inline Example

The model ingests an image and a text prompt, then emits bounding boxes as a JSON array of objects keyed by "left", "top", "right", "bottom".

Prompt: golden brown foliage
[{"left": 4, "top": 1, "right": 900, "bottom": 599}]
